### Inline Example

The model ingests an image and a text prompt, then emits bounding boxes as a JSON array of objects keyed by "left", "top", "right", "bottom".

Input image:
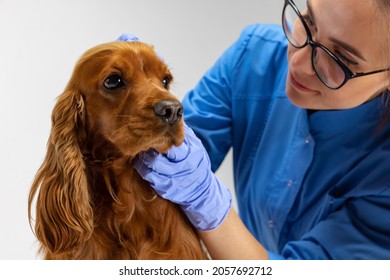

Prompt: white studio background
[{"left": 0, "top": 0, "right": 282, "bottom": 259}]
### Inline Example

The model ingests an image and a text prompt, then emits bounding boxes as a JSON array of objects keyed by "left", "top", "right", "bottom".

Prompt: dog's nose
[{"left": 154, "top": 100, "right": 183, "bottom": 124}]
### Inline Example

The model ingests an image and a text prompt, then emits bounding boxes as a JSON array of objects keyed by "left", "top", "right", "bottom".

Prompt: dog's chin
[
  {"left": 151, "top": 123, "right": 184, "bottom": 153},
  {"left": 149, "top": 133, "right": 184, "bottom": 154},
  {"left": 115, "top": 132, "right": 184, "bottom": 157},
  {"left": 153, "top": 140, "right": 183, "bottom": 154}
]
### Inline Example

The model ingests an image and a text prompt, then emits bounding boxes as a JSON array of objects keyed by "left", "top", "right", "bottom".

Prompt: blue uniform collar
[{"left": 308, "top": 95, "right": 384, "bottom": 137}]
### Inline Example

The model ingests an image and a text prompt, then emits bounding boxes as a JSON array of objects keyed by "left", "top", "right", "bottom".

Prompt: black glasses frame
[{"left": 282, "top": 0, "right": 390, "bottom": 89}]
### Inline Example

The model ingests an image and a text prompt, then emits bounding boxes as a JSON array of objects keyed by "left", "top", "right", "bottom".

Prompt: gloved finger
[
  {"left": 183, "top": 122, "right": 195, "bottom": 136},
  {"left": 166, "top": 138, "right": 189, "bottom": 162},
  {"left": 116, "top": 33, "right": 140, "bottom": 42},
  {"left": 116, "top": 33, "right": 165, "bottom": 64},
  {"left": 133, "top": 152, "right": 152, "bottom": 178},
  {"left": 134, "top": 153, "right": 176, "bottom": 185},
  {"left": 183, "top": 122, "right": 204, "bottom": 146},
  {"left": 135, "top": 149, "right": 188, "bottom": 175}
]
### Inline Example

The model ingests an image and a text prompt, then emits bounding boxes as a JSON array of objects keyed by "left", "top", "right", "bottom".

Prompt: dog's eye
[
  {"left": 162, "top": 76, "right": 171, "bottom": 89},
  {"left": 104, "top": 74, "right": 125, "bottom": 90}
]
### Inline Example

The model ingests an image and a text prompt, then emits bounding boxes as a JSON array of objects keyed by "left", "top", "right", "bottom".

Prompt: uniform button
[
  {"left": 267, "top": 220, "right": 275, "bottom": 228},
  {"left": 287, "top": 179, "right": 293, "bottom": 187},
  {"left": 305, "top": 136, "right": 311, "bottom": 144}
]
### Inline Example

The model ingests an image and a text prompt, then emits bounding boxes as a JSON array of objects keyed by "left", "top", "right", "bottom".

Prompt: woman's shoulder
[
  {"left": 240, "top": 23, "right": 287, "bottom": 43},
  {"left": 228, "top": 24, "right": 288, "bottom": 98},
  {"left": 233, "top": 24, "right": 288, "bottom": 67}
]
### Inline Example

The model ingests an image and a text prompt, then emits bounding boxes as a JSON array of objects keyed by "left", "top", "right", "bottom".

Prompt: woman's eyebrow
[
  {"left": 307, "top": 0, "right": 366, "bottom": 62},
  {"left": 329, "top": 37, "right": 367, "bottom": 61},
  {"left": 307, "top": 1, "right": 316, "bottom": 25}
]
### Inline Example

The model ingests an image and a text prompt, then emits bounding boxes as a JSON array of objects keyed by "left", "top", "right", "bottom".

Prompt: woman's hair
[{"left": 373, "top": 0, "right": 390, "bottom": 124}]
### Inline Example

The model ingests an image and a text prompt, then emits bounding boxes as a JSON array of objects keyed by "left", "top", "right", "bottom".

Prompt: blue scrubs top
[{"left": 182, "top": 24, "right": 390, "bottom": 259}]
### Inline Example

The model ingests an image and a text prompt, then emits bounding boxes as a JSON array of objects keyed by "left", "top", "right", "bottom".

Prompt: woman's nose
[{"left": 289, "top": 45, "right": 316, "bottom": 76}]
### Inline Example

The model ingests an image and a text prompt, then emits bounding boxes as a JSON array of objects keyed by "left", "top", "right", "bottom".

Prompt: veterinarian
[{"left": 133, "top": 0, "right": 390, "bottom": 259}]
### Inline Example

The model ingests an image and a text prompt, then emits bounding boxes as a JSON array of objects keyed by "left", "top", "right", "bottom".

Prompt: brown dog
[{"left": 28, "top": 41, "right": 208, "bottom": 259}]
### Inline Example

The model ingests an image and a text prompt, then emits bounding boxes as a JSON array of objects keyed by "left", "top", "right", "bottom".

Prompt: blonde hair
[
  {"left": 372, "top": 0, "right": 390, "bottom": 123},
  {"left": 375, "top": 0, "right": 390, "bottom": 68}
]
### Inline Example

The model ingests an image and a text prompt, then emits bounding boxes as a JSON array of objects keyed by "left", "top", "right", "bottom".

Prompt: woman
[{"left": 134, "top": 0, "right": 390, "bottom": 259}]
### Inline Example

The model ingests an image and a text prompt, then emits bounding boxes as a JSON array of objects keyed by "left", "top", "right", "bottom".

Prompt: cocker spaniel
[{"left": 28, "top": 41, "right": 208, "bottom": 259}]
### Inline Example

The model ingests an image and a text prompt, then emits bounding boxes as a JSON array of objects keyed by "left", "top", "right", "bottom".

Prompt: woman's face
[{"left": 286, "top": 0, "right": 389, "bottom": 110}]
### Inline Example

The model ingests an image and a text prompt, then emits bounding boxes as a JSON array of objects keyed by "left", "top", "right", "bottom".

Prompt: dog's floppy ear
[{"left": 28, "top": 88, "right": 93, "bottom": 256}]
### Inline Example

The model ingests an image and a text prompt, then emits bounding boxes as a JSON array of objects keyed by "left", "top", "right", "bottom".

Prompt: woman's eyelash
[
  {"left": 302, "top": 14, "right": 315, "bottom": 27},
  {"left": 335, "top": 50, "right": 358, "bottom": 66}
]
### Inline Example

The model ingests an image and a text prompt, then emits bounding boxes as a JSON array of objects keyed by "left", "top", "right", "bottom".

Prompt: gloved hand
[
  {"left": 116, "top": 33, "right": 140, "bottom": 42},
  {"left": 116, "top": 33, "right": 164, "bottom": 62},
  {"left": 134, "top": 123, "right": 232, "bottom": 231}
]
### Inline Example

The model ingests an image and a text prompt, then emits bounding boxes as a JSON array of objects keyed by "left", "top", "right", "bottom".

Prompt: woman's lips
[{"left": 290, "top": 73, "right": 315, "bottom": 93}]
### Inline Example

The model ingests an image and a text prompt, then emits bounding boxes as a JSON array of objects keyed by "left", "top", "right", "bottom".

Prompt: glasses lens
[
  {"left": 313, "top": 47, "right": 346, "bottom": 89},
  {"left": 282, "top": 3, "right": 307, "bottom": 48}
]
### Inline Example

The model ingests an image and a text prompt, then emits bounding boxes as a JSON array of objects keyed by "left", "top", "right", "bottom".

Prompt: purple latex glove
[
  {"left": 116, "top": 33, "right": 164, "bottom": 62},
  {"left": 134, "top": 124, "right": 232, "bottom": 231},
  {"left": 116, "top": 33, "right": 140, "bottom": 42}
]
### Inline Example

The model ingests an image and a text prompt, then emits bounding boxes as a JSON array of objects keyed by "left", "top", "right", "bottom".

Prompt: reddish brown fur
[{"left": 28, "top": 41, "right": 208, "bottom": 259}]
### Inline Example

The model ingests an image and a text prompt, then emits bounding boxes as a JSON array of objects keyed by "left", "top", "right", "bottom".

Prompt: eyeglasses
[{"left": 282, "top": 0, "right": 389, "bottom": 89}]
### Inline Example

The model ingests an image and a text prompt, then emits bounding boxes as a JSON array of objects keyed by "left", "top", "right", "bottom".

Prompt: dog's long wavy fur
[{"left": 28, "top": 41, "right": 208, "bottom": 259}]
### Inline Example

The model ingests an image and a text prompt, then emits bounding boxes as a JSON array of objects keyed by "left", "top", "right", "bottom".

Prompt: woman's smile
[{"left": 289, "top": 72, "right": 316, "bottom": 93}]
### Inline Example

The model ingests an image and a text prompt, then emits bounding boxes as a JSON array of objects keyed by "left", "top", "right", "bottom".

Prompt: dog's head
[
  {"left": 69, "top": 41, "right": 184, "bottom": 156},
  {"left": 29, "top": 41, "right": 184, "bottom": 256}
]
